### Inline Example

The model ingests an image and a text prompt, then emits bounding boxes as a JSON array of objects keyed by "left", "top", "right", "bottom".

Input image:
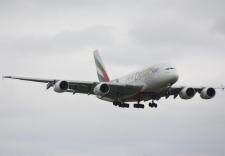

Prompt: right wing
[
  {"left": 129, "top": 85, "right": 225, "bottom": 102},
  {"left": 161, "top": 85, "right": 224, "bottom": 100}
]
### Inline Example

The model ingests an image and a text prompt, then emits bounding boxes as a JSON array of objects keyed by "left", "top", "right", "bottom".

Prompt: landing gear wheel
[
  {"left": 149, "top": 101, "right": 158, "bottom": 108},
  {"left": 134, "top": 104, "right": 144, "bottom": 109},
  {"left": 139, "top": 104, "right": 144, "bottom": 109},
  {"left": 113, "top": 101, "right": 120, "bottom": 106},
  {"left": 153, "top": 103, "right": 157, "bottom": 108},
  {"left": 119, "top": 103, "right": 129, "bottom": 108}
]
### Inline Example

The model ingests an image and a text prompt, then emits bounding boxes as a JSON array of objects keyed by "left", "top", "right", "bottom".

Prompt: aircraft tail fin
[{"left": 93, "top": 50, "right": 110, "bottom": 82}]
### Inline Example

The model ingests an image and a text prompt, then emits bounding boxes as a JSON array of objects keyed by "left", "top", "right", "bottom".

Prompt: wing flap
[{"left": 68, "top": 82, "right": 98, "bottom": 95}]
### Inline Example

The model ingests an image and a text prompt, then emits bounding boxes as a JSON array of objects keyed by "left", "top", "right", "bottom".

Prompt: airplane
[{"left": 3, "top": 50, "right": 224, "bottom": 109}]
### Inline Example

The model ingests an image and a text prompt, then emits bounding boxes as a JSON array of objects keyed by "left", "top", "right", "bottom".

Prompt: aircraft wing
[
  {"left": 3, "top": 76, "right": 97, "bottom": 94},
  {"left": 2, "top": 76, "right": 142, "bottom": 97},
  {"left": 134, "top": 85, "right": 224, "bottom": 102},
  {"left": 164, "top": 86, "right": 224, "bottom": 99}
]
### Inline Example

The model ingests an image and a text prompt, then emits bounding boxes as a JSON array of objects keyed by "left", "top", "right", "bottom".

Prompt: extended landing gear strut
[
  {"left": 133, "top": 100, "right": 145, "bottom": 109},
  {"left": 113, "top": 100, "right": 158, "bottom": 109},
  {"left": 149, "top": 100, "right": 157, "bottom": 108}
]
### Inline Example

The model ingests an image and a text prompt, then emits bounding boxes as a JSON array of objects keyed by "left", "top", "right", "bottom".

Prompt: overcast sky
[{"left": 0, "top": 0, "right": 225, "bottom": 156}]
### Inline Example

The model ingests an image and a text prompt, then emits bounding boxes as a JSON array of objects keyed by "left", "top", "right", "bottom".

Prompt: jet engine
[
  {"left": 179, "top": 87, "right": 196, "bottom": 99},
  {"left": 54, "top": 80, "right": 69, "bottom": 93},
  {"left": 200, "top": 87, "right": 216, "bottom": 99},
  {"left": 93, "top": 83, "right": 110, "bottom": 96}
]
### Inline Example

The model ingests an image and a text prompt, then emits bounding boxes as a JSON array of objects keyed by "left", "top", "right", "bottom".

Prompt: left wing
[
  {"left": 3, "top": 75, "right": 98, "bottom": 94},
  {"left": 2, "top": 76, "right": 142, "bottom": 99}
]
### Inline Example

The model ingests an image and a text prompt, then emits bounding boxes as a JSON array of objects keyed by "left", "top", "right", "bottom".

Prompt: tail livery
[{"left": 93, "top": 50, "right": 110, "bottom": 82}]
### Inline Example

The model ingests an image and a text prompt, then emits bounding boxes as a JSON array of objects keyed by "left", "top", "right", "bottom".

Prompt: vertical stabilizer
[{"left": 93, "top": 50, "right": 110, "bottom": 82}]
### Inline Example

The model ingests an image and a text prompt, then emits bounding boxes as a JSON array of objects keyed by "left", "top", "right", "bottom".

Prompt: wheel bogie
[
  {"left": 149, "top": 102, "right": 157, "bottom": 108},
  {"left": 113, "top": 101, "right": 158, "bottom": 109},
  {"left": 113, "top": 101, "right": 129, "bottom": 108},
  {"left": 133, "top": 104, "right": 145, "bottom": 109},
  {"left": 119, "top": 103, "right": 129, "bottom": 108}
]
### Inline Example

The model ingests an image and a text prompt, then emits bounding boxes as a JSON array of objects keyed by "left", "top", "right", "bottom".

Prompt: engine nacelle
[
  {"left": 200, "top": 87, "right": 216, "bottom": 99},
  {"left": 54, "top": 80, "right": 69, "bottom": 93},
  {"left": 93, "top": 83, "right": 110, "bottom": 96},
  {"left": 179, "top": 87, "right": 196, "bottom": 99}
]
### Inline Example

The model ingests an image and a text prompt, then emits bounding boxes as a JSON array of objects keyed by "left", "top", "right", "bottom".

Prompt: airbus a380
[{"left": 3, "top": 50, "right": 224, "bottom": 109}]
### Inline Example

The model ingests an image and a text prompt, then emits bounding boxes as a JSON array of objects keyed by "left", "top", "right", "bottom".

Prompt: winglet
[
  {"left": 221, "top": 85, "right": 225, "bottom": 91},
  {"left": 217, "top": 85, "right": 225, "bottom": 91},
  {"left": 2, "top": 75, "right": 12, "bottom": 80}
]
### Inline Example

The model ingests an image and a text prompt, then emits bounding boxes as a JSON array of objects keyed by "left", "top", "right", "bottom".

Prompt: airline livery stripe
[
  {"left": 94, "top": 57, "right": 110, "bottom": 81},
  {"left": 96, "top": 66, "right": 104, "bottom": 77}
]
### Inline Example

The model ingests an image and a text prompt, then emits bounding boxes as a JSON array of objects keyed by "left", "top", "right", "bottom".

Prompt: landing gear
[
  {"left": 113, "top": 100, "right": 158, "bottom": 109},
  {"left": 133, "top": 100, "right": 145, "bottom": 109},
  {"left": 113, "top": 101, "right": 129, "bottom": 108},
  {"left": 113, "top": 101, "right": 120, "bottom": 106},
  {"left": 134, "top": 103, "right": 144, "bottom": 109},
  {"left": 119, "top": 103, "right": 129, "bottom": 108},
  {"left": 149, "top": 100, "right": 157, "bottom": 108}
]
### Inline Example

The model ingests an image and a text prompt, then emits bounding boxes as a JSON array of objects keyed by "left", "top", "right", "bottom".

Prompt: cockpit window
[{"left": 165, "top": 67, "right": 175, "bottom": 70}]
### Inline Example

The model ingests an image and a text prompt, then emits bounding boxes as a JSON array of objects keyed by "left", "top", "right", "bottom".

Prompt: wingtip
[
  {"left": 220, "top": 84, "right": 225, "bottom": 91},
  {"left": 2, "top": 75, "right": 12, "bottom": 80},
  {"left": 2, "top": 74, "right": 6, "bottom": 80}
]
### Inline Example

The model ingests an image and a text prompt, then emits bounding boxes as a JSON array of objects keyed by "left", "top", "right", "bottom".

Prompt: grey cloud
[
  {"left": 1, "top": 0, "right": 225, "bottom": 156},
  {"left": 0, "top": 26, "right": 115, "bottom": 54},
  {"left": 0, "top": 0, "right": 123, "bottom": 12},
  {"left": 129, "top": 11, "right": 225, "bottom": 49},
  {"left": 212, "top": 19, "right": 225, "bottom": 35},
  {"left": 131, "top": 23, "right": 210, "bottom": 46}
]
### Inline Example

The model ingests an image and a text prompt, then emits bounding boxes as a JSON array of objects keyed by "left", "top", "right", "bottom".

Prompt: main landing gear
[
  {"left": 113, "top": 100, "right": 158, "bottom": 109},
  {"left": 133, "top": 100, "right": 145, "bottom": 109},
  {"left": 149, "top": 100, "right": 157, "bottom": 108},
  {"left": 113, "top": 101, "right": 129, "bottom": 108}
]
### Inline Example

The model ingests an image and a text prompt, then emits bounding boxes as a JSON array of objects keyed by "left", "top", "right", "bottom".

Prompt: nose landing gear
[{"left": 149, "top": 100, "right": 157, "bottom": 108}]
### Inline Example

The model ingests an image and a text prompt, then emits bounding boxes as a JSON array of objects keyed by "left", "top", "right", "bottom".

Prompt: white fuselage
[
  {"left": 119, "top": 63, "right": 178, "bottom": 92},
  {"left": 101, "top": 63, "right": 179, "bottom": 102}
]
